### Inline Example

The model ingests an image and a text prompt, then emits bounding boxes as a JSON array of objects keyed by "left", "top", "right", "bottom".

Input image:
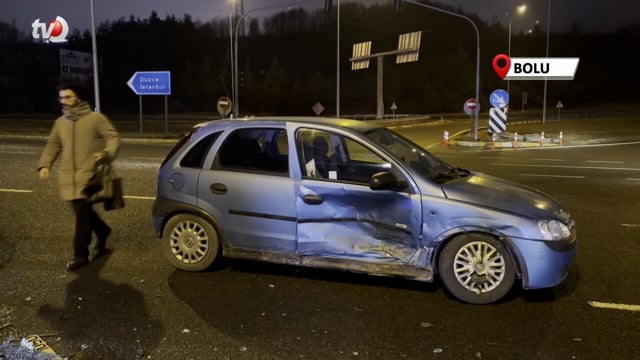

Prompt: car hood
[{"left": 441, "top": 172, "right": 570, "bottom": 221}]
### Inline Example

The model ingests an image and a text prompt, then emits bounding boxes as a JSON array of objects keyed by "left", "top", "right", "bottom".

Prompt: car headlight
[{"left": 537, "top": 219, "right": 571, "bottom": 241}]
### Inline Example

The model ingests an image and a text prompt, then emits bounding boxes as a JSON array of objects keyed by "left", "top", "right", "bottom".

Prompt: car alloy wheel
[
  {"left": 438, "top": 233, "right": 516, "bottom": 304},
  {"left": 162, "top": 214, "right": 220, "bottom": 271}
]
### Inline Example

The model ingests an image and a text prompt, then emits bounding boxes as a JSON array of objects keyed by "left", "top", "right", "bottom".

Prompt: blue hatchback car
[{"left": 152, "top": 117, "right": 577, "bottom": 304}]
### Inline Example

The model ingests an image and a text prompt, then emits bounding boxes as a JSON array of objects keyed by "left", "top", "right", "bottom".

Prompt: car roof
[{"left": 194, "top": 116, "right": 381, "bottom": 134}]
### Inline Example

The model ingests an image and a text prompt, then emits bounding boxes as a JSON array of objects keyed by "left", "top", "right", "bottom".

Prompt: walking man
[{"left": 38, "top": 83, "right": 120, "bottom": 271}]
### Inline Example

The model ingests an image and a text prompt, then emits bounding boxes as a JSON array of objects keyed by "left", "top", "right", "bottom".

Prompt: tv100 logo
[{"left": 32, "top": 16, "right": 69, "bottom": 43}]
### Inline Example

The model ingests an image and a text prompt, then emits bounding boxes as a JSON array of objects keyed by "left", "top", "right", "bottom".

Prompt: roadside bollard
[
  {"left": 491, "top": 132, "right": 497, "bottom": 149},
  {"left": 559, "top": 131, "right": 564, "bottom": 146},
  {"left": 513, "top": 132, "right": 519, "bottom": 149},
  {"left": 540, "top": 131, "right": 545, "bottom": 147},
  {"left": 442, "top": 130, "right": 449, "bottom": 148}
]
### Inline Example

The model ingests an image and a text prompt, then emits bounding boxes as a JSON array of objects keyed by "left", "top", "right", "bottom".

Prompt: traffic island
[{"left": 449, "top": 130, "right": 562, "bottom": 148}]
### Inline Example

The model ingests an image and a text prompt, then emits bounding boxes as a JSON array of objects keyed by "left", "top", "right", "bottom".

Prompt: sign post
[
  {"left": 217, "top": 96, "right": 232, "bottom": 117},
  {"left": 349, "top": 31, "right": 421, "bottom": 119},
  {"left": 127, "top": 71, "right": 171, "bottom": 134},
  {"left": 488, "top": 89, "right": 509, "bottom": 134},
  {"left": 463, "top": 98, "right": 480, "bottom": 131},
  {"left": 463, "top": 98, "right": 479, "bottom": 116},
  {"left": 312, "top": 102, "right": 325, "bottom": 116},
  {"left": 556, "top": 100, "right": 564, "bottom": 120}
]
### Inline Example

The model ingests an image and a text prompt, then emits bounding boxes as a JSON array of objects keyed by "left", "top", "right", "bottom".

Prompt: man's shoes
[
  {"left": 95, "top": 227, "right": 112, "bottom": 250},
  {"left": 65, "top": 257, "right": 89, "bottom": 272},
  {"left": 93, "top": 247, "right": 111, "bottom": 260}
]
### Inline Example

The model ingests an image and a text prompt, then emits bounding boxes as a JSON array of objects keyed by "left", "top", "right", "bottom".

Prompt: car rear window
[
  {"left": 181, "top": 132, "right": 221, "bottom": 168},
  {"left": 161, "top": 128, "right": 220, "bottom": 168}
]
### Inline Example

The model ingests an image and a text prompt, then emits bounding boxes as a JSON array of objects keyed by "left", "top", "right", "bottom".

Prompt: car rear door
[{"left": 197, "top": 127, "right": 298, "bottom": 253}]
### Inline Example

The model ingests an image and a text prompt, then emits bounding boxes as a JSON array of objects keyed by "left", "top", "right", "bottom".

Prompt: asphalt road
[{"left": 1, "top": 120, "right": 640, "bottom": 359}]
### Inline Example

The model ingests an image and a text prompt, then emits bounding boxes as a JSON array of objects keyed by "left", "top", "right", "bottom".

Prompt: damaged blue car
[{"left": 152, "top": 117, "right": 577, "bottom": 304}]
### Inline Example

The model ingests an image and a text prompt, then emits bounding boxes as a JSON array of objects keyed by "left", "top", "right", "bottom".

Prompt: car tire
[
  {"left": 438, "top": 233, "right": 516, "bottom": 305},
  {"left": 162, "top": 214, "right": 220, "bottom": 271}
]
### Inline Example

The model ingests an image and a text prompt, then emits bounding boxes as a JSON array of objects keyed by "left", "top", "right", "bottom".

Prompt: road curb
[{"left": 449, "top": 139, "right": 561, "bottom": 148}]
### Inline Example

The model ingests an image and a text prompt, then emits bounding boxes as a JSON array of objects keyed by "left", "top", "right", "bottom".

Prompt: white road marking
[
  {"left": 621, "top": 224, "right": 640, "bottom": 228},
  {"left": 0, "top": 150, "right": 36, "bottom": 154},
  {"left": 588, "top": 301, "right": 640, "bottom": 312},
  {"left": 585, "top": 160, "right": 624, "bottom": 164},
  {"left": 532, "top": 158, "right": 565, "bottom": 162},
  {"left": 124, "top": 195, "right": 156, "bottom": 200},
  {"left": 1, "top": 188, "right": 154, "bottom": 199},
  {"left": 129, "top": 156, "right": 164, "bottom": 161},
  {"left": 492, "top": 163, "right": 640, "bottom": 172},
  {"left": 556, "top": 141, "right": 640, "bottom": 148},
  {"left": 113, "top": 159, "right": 160, "bottom": 170},
  {"left": 625, "top": 178, "right": 640, "bottom": 181},
  {"left": 519, "top": 174, "right": 584, "bottom": 178}
]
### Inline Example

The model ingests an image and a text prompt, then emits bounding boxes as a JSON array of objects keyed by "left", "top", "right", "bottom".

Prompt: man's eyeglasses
[{"left": 58, "top": 95, "right": 76, "bottom": 100}]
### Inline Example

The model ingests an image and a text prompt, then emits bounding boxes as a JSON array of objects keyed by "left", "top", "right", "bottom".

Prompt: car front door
[{"left": 294, "top": 128, "right": 423, "bottom": 265}]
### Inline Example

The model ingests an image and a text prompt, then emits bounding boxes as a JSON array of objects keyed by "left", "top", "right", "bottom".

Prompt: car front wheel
[
  {"left": 438, "top": 233, "right": 516, "bottom": 304},
  {"left": 162, "top": 214, "right": 220, "bottom": 271}
]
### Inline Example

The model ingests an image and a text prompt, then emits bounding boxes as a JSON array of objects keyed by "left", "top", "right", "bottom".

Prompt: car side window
[
  {"left": 180, "top": 132, "right": 221, "bottom": 168},
  {"left": 213, "top": 128, "right": 289, "bottom": 175},
  {"left": 296, "top": 129, "right": 392, "bottom": 185}
]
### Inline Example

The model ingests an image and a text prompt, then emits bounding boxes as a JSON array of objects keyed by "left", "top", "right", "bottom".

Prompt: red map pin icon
[{"left": 492, "top": 54, "right": 511, "bottom": 80}]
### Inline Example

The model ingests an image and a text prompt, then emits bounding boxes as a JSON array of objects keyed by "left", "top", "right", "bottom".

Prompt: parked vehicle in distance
[{"left": 152, "top": 117, "right": 577, "bottom": 304}]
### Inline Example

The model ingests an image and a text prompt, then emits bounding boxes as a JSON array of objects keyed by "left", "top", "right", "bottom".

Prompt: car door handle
[
  {"left": 303, "top": 194, "right": 323, "bottom": 205},
  {"left": 210, "top": 183, "right": 227, "bottom": 195}
]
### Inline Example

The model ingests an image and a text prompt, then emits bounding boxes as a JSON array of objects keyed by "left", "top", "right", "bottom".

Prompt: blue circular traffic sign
[{"left": 490, "top": 89, "right": 509, "bottom": 108}]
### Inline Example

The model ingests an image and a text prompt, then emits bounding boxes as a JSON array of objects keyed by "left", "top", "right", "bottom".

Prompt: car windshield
[{"left": 364, "top": 128, "right": 470, "bottom": 184}]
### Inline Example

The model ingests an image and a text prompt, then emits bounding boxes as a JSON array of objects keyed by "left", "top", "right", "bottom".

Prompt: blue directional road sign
[
  {"left": 127, "top": 71, "right": 171, "bottom": 95},
  {"left": 490, "top": 89, "right": 509, "bottom": 108}
]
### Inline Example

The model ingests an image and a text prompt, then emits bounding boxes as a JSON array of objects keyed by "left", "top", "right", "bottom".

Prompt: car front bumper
[{"left": 510, "top": 236, "right": 577, "bottom": 289}]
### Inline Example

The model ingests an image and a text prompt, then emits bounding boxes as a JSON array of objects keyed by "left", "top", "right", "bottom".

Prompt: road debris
[{"left": 0, "top": 334, "right": 65, "bottom": 360}]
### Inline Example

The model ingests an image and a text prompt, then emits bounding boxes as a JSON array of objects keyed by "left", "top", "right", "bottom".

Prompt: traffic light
[
  {"left": 325, "top": 0, "right": 333, "bottom": 12},
  {"left": 393, "top": 0, "right": 402, "bottom": 12}
]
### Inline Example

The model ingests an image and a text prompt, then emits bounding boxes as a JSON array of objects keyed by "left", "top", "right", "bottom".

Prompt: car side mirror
[{"left": 370, "top": 171, "right": 407, "bottom": 191}]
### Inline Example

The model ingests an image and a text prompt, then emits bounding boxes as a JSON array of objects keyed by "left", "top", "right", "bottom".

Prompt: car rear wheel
[
  {"left": 438, "top": 233, "right": 516, "bottom": 304},
  {"left": 162, "top": 214, "right": 220, "bottom": 271}
]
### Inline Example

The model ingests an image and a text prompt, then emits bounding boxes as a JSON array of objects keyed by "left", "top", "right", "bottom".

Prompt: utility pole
[{"left": 394, "top": 0, "right": 481, "bottom": 139}]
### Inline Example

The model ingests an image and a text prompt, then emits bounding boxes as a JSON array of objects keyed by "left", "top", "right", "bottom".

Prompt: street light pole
[
  {"left": 542, "top": 0, "right": 551, "bottom": 123},
  {"left": 336, "top": 0, "right": 340, "bottom": 118},
  {"left": 89, "top": 0, "right": 101, "bottom": 112},
  {"left": 403, "top": 0, "right": 481, "bottom": 140},
  {"left": 507, "top": 16, "right": 512, "bottom": 96},
  {"left": 229, "top": 2, "right": 234, "bottom": 117},
  {"left": 233, "top": 1, "right": 316, "bottom": 116},
  {"left": 507, "top": 5, "right": 526, "bottom": 97}
]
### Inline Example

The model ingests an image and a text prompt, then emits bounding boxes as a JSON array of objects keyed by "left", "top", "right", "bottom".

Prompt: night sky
[{"left": 1, "top": 0, "right": 639, "bottom": 34}]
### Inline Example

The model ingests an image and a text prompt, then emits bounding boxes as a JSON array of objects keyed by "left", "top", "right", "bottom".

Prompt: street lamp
[
  {"left": 542, "top": 0, "right": 551, "bottom": 123},
  {"left": 396, "top": 0, "right": 481, "bottom": 140},
  {"left": 234, "top": 1, "right": 316, "bottom": 116},
  {"left": 526, "top": 20, "right": 540, "bottom": 35},
  {"left": 507, "top": 4, "right": 526, "bottom": 96}
]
